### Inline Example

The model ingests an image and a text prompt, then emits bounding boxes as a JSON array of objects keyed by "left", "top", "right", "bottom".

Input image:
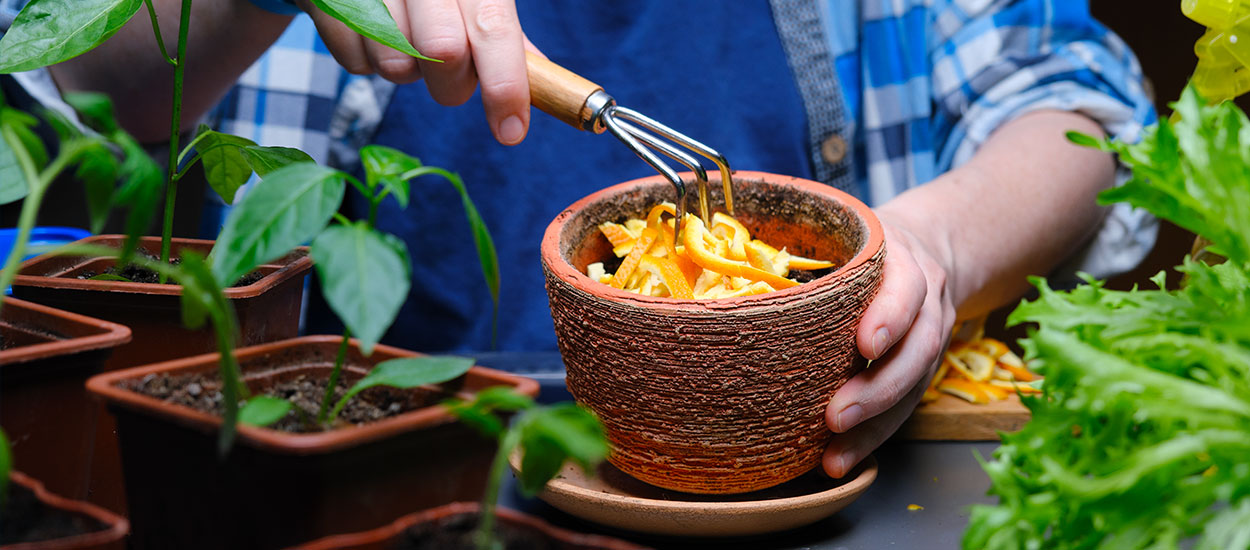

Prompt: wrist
[{"left": 247, "top": 0, "right": 302, "bottom": 16}]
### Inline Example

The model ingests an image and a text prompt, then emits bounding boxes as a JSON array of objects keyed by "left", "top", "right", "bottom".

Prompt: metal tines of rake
[{"left": 526, "top": 52, "right": 734, "bottom": 236}]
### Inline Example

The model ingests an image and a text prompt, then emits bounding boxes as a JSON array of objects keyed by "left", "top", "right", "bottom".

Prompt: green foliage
[
  {"left": 209, "top": 162, "right": 346, "bottom": 288},
  {"left": 239, "top": 396, "right": 293, "bottom": 427},
  {"left": 0, "top": 122, "right": 30, "bottom": 205},
  {"left": 306, "top": 0, "right": 438, "bottom": 62},
  {"left": 240, "top": 145, "right": 314, "bottom": 177},
  {"left": 328, "top": 356, "right": 475, "bottom": 421},
  {"left": 0, "top": 429, "right": 10, "bottom": 506},
  {"left": 310, "top": 222, "right": 410, "bottom": 355},
  {"left": 967, "top": 85, "right": 1250, "bottom": 549},
  {"left": 448, "top": 389, "right": 608, "bottom": 550},
  {"left": 0, "top": 0, "right": 142, "bottom": 73},
  {"left": 361, "top": 145, "right": 419, "bottom": 207},
  {"left": 193, "top": 128, "right": 256, "bottom": 205}
]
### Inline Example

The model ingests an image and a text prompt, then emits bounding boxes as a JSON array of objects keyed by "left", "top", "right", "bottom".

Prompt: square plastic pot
[
  {"left": 2, "top": 471, "right": 129, "bottom": 550},
  {"left": 0, "top": 297, "right": 130, "bottom": 507},
  {"left": 85, "top": 336, "right": 540, "bottom": 550}
]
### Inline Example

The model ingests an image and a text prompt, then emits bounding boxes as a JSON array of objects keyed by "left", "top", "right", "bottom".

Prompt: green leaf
[
  {"left": 1064, "top": 130, "right": 1105, "bottom": 150},
  {"left": 111, "top": 135, "right": 162, "bottom": 262},
  {"left": 77, "top": 141, "right": 119, "bottom": 233},
  {"left": 209, "top": 162, "right": 346, "bottom": 288},
  {"left": 310, "top": 222, "right": 410, "bottom": 355},
  {"left": 471, "top": 386, "right": 535, "bottom": 412},
  {"left": 0, "top": 0, "right": 143, "bottom": 73},
  {"left": 514, "top": 404, "right": 608, "bottom": 496},
  {"left": 63, "top": 91, "right": 120, "bottom": 135},
  {"left": 195, "top": 130, "right": 257, "bottom": 205},
  {"left": 446, "top": 401, "right": 504, "bottom": 437},
  {"left": 307, "top": 0, "right": 438, "bottom": 62},
  {"left": 330, "top": 356, "right": 474, "bottom": 420},
  {"left": 409, "top": 167, "right": 500, "bottom": 305},
  {"left": 88, "top": 273, "right": 131, "bottom": 282},
  {"left": 1, "top": 109, "right": 46, "bottom": 171},
  {"left": 239, "top": 396, "right": 293, "bottom": 427},
  {"left": 360, "top": 145, "right": 418, "bottom": 206},
  {"left": 241, "top": 146, "right": 314, "bottom": 177},
  {"left": 0, "top": 127, "right": 28, "bottom": 204},
  {"left": 516, "top": 434, "right": 565, "bottom": 495},
  {"left": 41, "top": 108, "right": 80, "bottom": 143},
  {"left": 0, "top": 428, "right": 12, "bottom": 505}
]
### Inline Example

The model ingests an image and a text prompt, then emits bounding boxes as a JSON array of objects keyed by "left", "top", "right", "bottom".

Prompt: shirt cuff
[{"left": 248, "top": 0, "right": 302, "bottom": 16}]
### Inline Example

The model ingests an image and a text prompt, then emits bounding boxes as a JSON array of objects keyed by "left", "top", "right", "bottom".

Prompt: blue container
[{"left": 1, "top": 227, "right": 92, "bottom": 294}]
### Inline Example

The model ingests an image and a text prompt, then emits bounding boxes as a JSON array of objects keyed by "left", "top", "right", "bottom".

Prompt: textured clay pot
[
  {"left": 0, "top": 298, "right": 130, "bottom": 508},
  {"left": 10, "top": 234, "right": 311, "bottom": 513},
  {"left": 541, "top": 171, "right": 885, "bottom": 494},
  {"left": 292, "top": 502, "right": 649, "bottom": 550},
  {"left": 2, "top": 471, "right": 129, "bottom": 550},
  {"left": 85, "top": 336, "right": 540, "bottom": 550}
]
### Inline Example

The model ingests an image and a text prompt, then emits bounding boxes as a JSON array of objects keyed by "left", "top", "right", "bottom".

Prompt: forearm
[
  {"left": 875, "top": 109, "right": 1117, "bottom": 320},
  {"left": 47, "top": 0, "right": 293, "bottom": 143}
]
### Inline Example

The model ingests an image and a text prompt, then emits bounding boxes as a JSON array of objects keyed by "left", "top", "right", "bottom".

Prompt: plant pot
[
  {"left": 10, "top": 234, "right": 312, "bottom": 370},
  {"left": 1, "top": 471, "right": 129, "bottom": 550},
  {"left": 10, "top": 234, "right": 312, "bottom": 513},
  {"left": 0, "top": 297, "right": 130, "bottom": 507},
  {"left": 85, "top": 336, "right": 540, "bottom": 550},
  {"left": 292, "top": 502, "right": 649, "bottom": 550},
  {"left": 541, "top": 171, "right": 885, "bottom": 495}
]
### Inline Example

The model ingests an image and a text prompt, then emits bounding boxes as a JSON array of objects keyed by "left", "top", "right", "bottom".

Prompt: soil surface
[
  {"left": 395, "top": 512, "right": 562, "bottom": 550},
  {"left": 0, "top": 324, "right": 64, "bottom": 350},
  {"left": 123, "top": 370, "right": 449, "bottom": 433},
  {"left": 0, "top": 482, "right": 110, "bottom": 545},
  {"left": 76, "top": 254, "right": 266, "bottom": 287}
]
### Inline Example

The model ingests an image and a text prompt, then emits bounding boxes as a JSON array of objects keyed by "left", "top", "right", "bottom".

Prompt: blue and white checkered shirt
[{"left": 202, "top": 0, "right": 1157, "bottom": 280}]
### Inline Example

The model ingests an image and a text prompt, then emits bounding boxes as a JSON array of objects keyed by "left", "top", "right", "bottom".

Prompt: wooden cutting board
[{"left": 898, "top": 393, "right": 1031, "bottom": 441}]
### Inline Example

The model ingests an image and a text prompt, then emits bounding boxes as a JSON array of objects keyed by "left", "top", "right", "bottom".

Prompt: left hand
[{"left": 821, "top": 212, "right": 956, "bottom": 478}]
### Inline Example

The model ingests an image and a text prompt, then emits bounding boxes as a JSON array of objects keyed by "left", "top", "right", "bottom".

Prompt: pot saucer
[{"left": 515, "top": 454, "right": 877, "bottom": 537}]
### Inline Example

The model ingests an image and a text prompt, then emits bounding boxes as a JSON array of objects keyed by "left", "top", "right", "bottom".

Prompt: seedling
[
  {"left": 0, "top": 0, "right": 439, "bottom": 272},
  {"left": 205, "top": 145, "right": 500, "bottom": 428},
  {"left": 448, "top": 388, "right": 609, "bottom": 550},
  {"left": 0, "top": 429, "right": 11, "bottom": 507}
]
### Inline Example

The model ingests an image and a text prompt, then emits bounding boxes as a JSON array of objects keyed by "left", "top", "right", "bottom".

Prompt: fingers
[
  {"left": 407, "top": 0, "right": 478, "bottom": 106},
  {"left": 857, "top": 226, "right": 925, "bottom": 361},
  {"left": 301, "top": 2, "right": 372, "bottom": 75},
  {"left": 822, "top": 376, "right": 929, "bottom": 478},
  {"left": 362, "top": 0, "right": 421, "bottom": 83},
  {"left": 458, "top": 0, "right": 529, "bottom": 144}
]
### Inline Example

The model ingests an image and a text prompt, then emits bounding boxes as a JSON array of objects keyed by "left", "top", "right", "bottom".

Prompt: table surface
[{"left": 474, "top": 352, "right": 1001, "bottom": 550}]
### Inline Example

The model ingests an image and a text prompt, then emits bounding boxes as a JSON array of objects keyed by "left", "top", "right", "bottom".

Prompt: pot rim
[
  {"left": 84, "top": 335, "right": 540, "bottom": 455},
  {"left": 292, "top": 502, "right": 650, "bottom": 550},
  {"left": 541, "top": 170, "right": 884, "bottom": 310},
  {"left": 11, "top": 234, "right": 312, "bottom": 298},
  {"left": 5, "top": 471, "right": 129, "bottom": 549},
  {"left": 0, "top": 296, "right": 132, "bottom": 365}
]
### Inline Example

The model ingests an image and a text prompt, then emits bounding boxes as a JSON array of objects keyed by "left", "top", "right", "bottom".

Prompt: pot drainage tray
[{"left": 515, "top": 454, "right": 877, "bottom": 537}]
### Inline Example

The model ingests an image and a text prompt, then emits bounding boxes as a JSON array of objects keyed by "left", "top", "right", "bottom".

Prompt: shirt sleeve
[{"left": 928, "top": 0, "right": 1159, "bottom": 281}]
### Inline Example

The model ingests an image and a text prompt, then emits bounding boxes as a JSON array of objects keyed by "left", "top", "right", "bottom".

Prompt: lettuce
[{"left": 963, "top": 86, "right": 1250, "bottom": 550}]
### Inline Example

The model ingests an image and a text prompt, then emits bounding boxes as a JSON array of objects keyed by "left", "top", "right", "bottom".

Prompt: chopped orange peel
[
  {"left": 586, "top": 203, "right": 837, "bottom": 299},
  {"left": 922, "top": 335, "right": 1043, "bottom": 405}
]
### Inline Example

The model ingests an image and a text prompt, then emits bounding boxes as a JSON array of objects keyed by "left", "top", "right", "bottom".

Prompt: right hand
[{"left": 295, "top": 0, "right": 536, "bottom": 146}]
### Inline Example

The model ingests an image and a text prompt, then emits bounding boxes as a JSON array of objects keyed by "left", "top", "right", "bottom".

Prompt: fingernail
[
  {"left": 870, "top": 327, "right": 890, "bottom": 359},
  {"left": 834, "top": 454, "right": 849, "bottom": 478},
  {"left": 498, "top": 115, "right": 524, "bottom": 145},
  {"left": 836, "top": 404, "right": 863, "bottom": 432}
]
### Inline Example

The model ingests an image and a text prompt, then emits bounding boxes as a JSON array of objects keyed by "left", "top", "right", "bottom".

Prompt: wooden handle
[{"left": 527, "top": 51, "right": 602, "bottom": 130}]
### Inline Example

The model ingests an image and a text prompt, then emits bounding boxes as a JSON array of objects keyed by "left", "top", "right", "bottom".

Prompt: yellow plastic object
[{"left": 1186, "top": 0, "right": 1250, "bottom": 102}]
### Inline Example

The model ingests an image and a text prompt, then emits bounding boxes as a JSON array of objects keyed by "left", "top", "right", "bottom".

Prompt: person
[{"left": 9, "top": 0, "right": 1156, "bottom": 479}]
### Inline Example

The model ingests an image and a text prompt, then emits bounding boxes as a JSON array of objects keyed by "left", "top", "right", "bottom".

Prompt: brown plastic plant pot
[
  {"left": 0, "top": 297, "right": 130, "bottom": 508},
  {"left": 10, "top": 234, "right": 312, "bottom": 370},
  {"left": 292, "top": 502, "right": 650, "bottom": 550},
  {"left": 541, "top": 171, "right": 885, "bottom": 495},
  {"left": 2, "top": 471, "right": 129, "bottom": 550},
  {"left": 11, "top": 235, "right": 311, "bottom": 514},
  {"left": 85, "top": 335, "right": 541, "bottom": 550}
]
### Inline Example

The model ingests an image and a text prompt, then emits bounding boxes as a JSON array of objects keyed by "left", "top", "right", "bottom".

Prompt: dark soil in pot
[
  {"left": 0, "top": 481, "right": 108, "bottom": 545},
  {"left": 74, "top": 253, "right": 266, "bottom": 287},
  {"left": 123, "top": 370, "right": 452, "bottom": 432}
]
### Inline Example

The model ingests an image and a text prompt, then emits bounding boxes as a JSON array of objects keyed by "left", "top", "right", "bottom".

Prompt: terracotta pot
[
  {"left": 0, "top": 298, "right": 130, "bottom": 507},
  {"left": 541, "top": 171, "right": 885, "bottom": 494},
  {"left": 292, "top": 502, "right": 649, "bottom": 550},
  {"left": 85, "top": 336, "right": 540, "bottom": 550},
  {"left": 10, "top": 234, "right": 312, "bottom": 513},
  {"left": 2, "top": 471, "right": 129, "bottom": 550}
]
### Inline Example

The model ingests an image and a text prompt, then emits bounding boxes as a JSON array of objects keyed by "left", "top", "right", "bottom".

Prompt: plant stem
[
  {"left": 476, "top": 425, "right": 522, "bottom": 550},
  {"left": 317, "top": 329, "right": 351, "bottom": 424},
  {"left": 159, "top": 0, "right": 192, "bottom": 277},
  {"left": 141, "top": 0, "right": 176, "bottom": 66}
]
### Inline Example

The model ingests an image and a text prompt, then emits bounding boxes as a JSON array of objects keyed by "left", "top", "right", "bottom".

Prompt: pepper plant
[
  {"left": 448, "top": 388, "right": 608, "bottom": 550},
  {"left": 0, "top": 0, "right": 438, "bottom": 271}
]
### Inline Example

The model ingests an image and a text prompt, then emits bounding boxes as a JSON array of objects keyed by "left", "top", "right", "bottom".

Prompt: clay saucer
[{"left": 514, "top": 455, "right": 877, "bottom": 537}]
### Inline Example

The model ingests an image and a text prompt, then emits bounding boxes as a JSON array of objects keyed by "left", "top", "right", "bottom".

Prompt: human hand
[
  {"left": 821, "top": 214, "right": 956, "bottom": 478},
  {"left": 295, "top": 0, "right": 534, "bottom": 145}
]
